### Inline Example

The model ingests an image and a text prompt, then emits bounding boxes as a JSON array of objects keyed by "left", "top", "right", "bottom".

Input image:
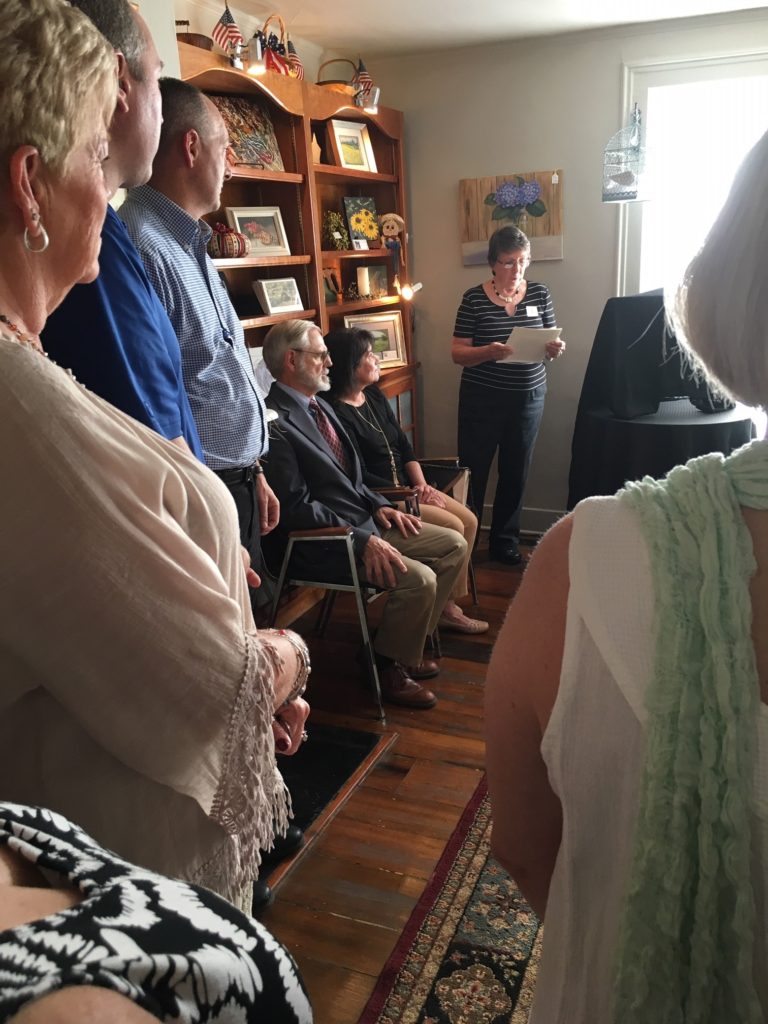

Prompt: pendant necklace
[{"left": 352, "top": 397, "right": 399, "bottom": 485}]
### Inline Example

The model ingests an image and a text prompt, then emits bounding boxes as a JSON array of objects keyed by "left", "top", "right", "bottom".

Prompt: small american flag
[
  {"left": 286, "top": 39, "right": 304, "bottom": 80},
  {"left": 211, "top": 4, "right": 243, "bottom": 52},
  {"left": 352, "top": 58, "right": 373, "bottom": 96}
]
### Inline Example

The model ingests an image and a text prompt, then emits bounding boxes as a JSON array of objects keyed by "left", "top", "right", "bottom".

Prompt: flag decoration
[
  {"left": 211, "top": 4, "right": 243, "bottom": 53},
  {"left": 286, "top": 38, "right": 304, "bottom": 80},
  {"left": 352, "top": 58, "right": 373, "bottom": 96}
]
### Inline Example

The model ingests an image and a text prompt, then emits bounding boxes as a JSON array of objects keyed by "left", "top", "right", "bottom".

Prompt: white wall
[
  {"left": 138, "top": 0, "right": 179, "bottom": 75},
  {"left": 369, "top": 10, "right": 768, "bottom": 530}
]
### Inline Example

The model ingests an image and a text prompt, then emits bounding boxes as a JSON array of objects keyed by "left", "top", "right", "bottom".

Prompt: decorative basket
[
  {"left": 207, "top": 223, "right": 251, "bottom": 259},
  {"left": 260, "top": 13, "right": 290, "bottom": 75},
  {"left": 316, "top": 58, "right": 358, "bottom": 96}
]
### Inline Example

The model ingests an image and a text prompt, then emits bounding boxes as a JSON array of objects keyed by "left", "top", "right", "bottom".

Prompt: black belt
[{"left": 214, "top": 465, "right": 255, "bottom": 485}]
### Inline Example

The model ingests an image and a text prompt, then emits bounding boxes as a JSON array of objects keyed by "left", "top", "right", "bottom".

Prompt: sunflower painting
[{"left": 343, "top": 196, "right": 380, "bottom": 244}]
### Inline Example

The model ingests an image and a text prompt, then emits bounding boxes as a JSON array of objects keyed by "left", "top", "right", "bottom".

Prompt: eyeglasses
[
  {"left": 496, "top": 257, "right": 529, "bottom": 270},
  {"left": 291, "top": 346, "right": 330, "bottom": 362}
]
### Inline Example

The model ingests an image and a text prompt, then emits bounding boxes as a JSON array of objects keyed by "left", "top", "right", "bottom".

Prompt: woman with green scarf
[{"left": 485, "top": 127, "right": 768, "bottom": 1023}]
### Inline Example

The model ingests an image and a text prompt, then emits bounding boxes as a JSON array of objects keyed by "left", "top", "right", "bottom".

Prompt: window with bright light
[{"left": 620, "top": 55, "right": 768, "bottom": 296}]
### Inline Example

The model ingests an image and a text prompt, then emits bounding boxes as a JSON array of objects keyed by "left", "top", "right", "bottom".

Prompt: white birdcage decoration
[{"left": 602, "top": 103, "right": 645, "bottom": 203}]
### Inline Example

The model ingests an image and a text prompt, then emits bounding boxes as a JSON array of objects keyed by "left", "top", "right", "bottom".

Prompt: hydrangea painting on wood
[{"left": 459, "top": 169, "right": 563, "bottom": 265}]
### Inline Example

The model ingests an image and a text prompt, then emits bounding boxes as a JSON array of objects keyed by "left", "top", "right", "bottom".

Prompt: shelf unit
[{"left": 178, "top": 41, "right": 418, "bottom": 447}]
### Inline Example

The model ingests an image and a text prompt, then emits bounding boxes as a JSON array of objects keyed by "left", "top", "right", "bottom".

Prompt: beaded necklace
[
  {"left": 0, "top": 313, "right": 80, "bottom": 382},
  {"left": 0, "top": 312, "right": 42, "bottom": 352},
  {"left": 490, "top": 281, "right": 523, "bottom": 305},
  {"left": 350, "top": 396, "right": 400, "bottom": 485}
]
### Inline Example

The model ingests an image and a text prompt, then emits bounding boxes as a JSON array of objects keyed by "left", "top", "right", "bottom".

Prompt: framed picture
[
  {"left": 209, "top": 94, "right": 284, "bottom": 171},
  {"left": 328, "top": 119, "right": 378, "bottom": 173},
  {"left": 252, "top": 277, "right": 303, "bottom": 315},
  {"left": 344, "top": 196, "right": 379, "bottom": 244},
  {"left": 370, "top": 265, "right": 389, "bottom": 297},
  {"left": 226, "top": 207, "right": 290, "bottom": 257},
  {"left": 352, "top": 238, "right": 369, "bottom": 251},
  {"left": 343, "top": 311, "right": 405, "bottom": 367}
]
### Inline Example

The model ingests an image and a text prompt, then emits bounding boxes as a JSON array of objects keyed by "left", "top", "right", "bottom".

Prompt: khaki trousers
[
  {"left": 372, "top": 521, "right": 466, "bottom": 666},
  {"left": 419, "top": 494, "right": 477, "bottom": 600}
]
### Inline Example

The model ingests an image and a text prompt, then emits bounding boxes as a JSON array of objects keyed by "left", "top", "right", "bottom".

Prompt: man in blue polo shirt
[
  {"left": 42, "top": 0, "right": 203, "bottom": 459},
  {"left": 119, "top": 78, "right": 278, "bottom": 599}
]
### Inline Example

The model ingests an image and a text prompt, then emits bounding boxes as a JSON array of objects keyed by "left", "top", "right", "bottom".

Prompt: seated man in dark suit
[{"left": 262, "top": 320, "right": 467, "bottom": 710}]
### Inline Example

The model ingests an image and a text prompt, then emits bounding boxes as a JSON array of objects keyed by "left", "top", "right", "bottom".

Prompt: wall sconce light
[
  {"left": 399, "top": 282, "right": 423, "bottom": 301},
  {"left": 247, "top": 34, "right": 266, "bottom": 76},
  {"left": 355, "top": 85, "right": 380, "bottom": 115}
]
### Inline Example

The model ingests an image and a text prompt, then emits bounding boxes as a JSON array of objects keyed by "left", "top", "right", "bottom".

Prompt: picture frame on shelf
[
  {"left": 369, "top": 265, "right": 389, "bottom": 297},
  {"left": 209, "top": 94, "right": 284, "bottom": 171},
  {"left": 225, "top": 207, "right": 290, "bottom": 256},
  {"left": 352, "top": 239, "right": 369, "bottom": 251},
  {"left": 252, "top": 277, "right": 303, "bottom": 315},
  {"left": 344, "top": 196, "right": 380, "bottom": 245},
  {"left": 344, "top": 311, "right": 405, "bottom": 367},
  {"left": 328, "top": 119, "right": 378, "bottom": 173}
]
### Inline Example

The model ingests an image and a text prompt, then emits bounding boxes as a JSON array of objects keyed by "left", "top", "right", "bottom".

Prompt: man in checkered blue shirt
[{"left": 120, "top": 79, "right": 279, "bottom": 605}]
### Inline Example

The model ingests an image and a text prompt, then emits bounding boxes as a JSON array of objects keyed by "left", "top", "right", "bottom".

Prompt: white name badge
[{"left": 526, "top": 305, "right": 539, "bottom": 318}]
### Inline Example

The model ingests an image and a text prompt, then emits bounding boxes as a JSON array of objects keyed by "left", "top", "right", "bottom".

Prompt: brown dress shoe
[
  {"left": 379, "top": 662, "right": 437, "bottom": 709},
  {"left": 404, "top": 659, "right": 440, "bottom": 680}
]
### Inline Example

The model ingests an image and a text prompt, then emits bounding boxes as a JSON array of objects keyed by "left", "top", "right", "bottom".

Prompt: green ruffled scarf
[{"left": 613, "top": 440, "right": 767, "bottom": 1023}]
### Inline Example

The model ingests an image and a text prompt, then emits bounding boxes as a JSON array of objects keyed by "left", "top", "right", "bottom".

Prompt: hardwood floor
[{"left": 261, "top": 546, "right": 526, "bottom": 1024}]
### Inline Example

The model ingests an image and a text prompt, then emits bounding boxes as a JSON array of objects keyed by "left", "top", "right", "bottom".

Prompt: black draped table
[
  {"left": 568, "top": 399, "right": 754, "bottom": 507},
  {"left": 568, "top": 291, "right": 755, "bottom": 507}
]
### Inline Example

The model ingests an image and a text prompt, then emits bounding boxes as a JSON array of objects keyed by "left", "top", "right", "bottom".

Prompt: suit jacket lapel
[{"left": 273, "top": 386, "right": 355, "bottom": 477}]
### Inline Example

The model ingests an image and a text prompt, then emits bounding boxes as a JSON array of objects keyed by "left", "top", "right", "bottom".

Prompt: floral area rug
[{"left": 358, "top": 776, "right": 542, "bottom": 1024}]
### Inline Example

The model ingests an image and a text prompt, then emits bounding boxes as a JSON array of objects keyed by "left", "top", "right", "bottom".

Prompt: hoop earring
[{"left": 24, "top": 223, "right": 50, "bottom": 253}]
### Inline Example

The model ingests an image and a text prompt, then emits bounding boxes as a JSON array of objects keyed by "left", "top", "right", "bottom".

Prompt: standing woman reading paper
[{"left": 451, "top": 226, "right": 565, "bottom": 565}]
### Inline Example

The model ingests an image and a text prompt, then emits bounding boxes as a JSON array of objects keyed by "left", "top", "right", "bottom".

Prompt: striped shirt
[
  {"left": 120, "top": 185, "right": 267, "bottom": 469},
  {"left": 453, "top": 282, "right": 556, "bottom": 391}
]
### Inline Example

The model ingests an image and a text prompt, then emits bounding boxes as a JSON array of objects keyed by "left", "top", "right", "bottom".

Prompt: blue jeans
[{"left": 458, "top": 380, "right": 546, "bottom": 549}]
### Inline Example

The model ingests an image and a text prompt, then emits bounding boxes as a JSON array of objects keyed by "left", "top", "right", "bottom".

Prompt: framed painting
[
  {"left": 328, "top": 119, "right": 378, "bottom": 173},
  {"left": 225, "top": 206, "right": 290, "bottom": 257},
  {"left": 343, "top": 311, "right": 405, "bottom": 367},
  {"left": 343, "top": 196, "right": 380, "bottom": 244},
  {"left": 458, "top": 169, "right": 564, "bottom": 264},
  {"left": 209, "top": 94, "right": 284, "bottom": 171},
  {"left": 252, "top": 277, "right": 303, "bottom": 315}
]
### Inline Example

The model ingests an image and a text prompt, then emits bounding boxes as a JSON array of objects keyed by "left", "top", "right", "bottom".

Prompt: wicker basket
[{"left": 316, "top": 58, "right": 357, "bottom": 96}]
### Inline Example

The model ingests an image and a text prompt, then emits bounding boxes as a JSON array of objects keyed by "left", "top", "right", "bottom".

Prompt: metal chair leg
[
  {"left": 348, "top": 555, "right": 385, "bottom": 722},
  {"left": 315, "top": 590, "right": 337, "bottom": 635},
  {"left": 269, "top": 538, "right": 294, "bottom": 627},
  {"left": 427, "top": 627, "right": 442, "bottom": 659},
  {"left": 468, "top": 556, "right": 479, "bottom": 606}
]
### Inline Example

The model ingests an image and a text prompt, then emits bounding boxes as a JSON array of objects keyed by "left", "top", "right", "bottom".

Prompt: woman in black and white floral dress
[{"left": 0, "top": 804, "right": 312, "bottom": 1023}]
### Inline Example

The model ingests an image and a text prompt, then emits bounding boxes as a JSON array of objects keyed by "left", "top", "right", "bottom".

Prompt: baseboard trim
[{"left": 479, "top": 505, "right": 566, "bottom": 539}]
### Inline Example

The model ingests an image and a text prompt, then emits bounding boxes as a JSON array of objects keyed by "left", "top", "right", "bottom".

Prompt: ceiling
[{"left": 235, "top": 1, "right": 768, "bottom": 57}]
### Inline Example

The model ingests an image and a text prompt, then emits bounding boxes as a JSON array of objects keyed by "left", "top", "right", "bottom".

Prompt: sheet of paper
[{"left": 498, "top": 326, "right": 562, "bottom": 363}]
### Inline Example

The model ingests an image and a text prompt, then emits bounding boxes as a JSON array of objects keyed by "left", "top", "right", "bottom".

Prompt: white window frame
[{"left": 616, "top": 51, "right": 768, "bottom": 297}]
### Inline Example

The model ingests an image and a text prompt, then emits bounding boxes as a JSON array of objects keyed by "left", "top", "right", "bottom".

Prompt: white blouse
[
  {"left": 0, "top": 333, "right": 287, "bottom": 909},
  {"left": 530, "top": 495, "right": 768, "bottom": 1022}
]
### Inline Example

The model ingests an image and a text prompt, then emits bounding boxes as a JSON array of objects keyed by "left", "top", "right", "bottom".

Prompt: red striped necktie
[{"left": 308, "top": 398, "right": 350, "bottom": 473}]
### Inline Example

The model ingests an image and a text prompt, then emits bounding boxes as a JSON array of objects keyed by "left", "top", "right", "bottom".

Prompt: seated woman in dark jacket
[{"left": 325, "top": 327, "right": 487, "bottom": 634}]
